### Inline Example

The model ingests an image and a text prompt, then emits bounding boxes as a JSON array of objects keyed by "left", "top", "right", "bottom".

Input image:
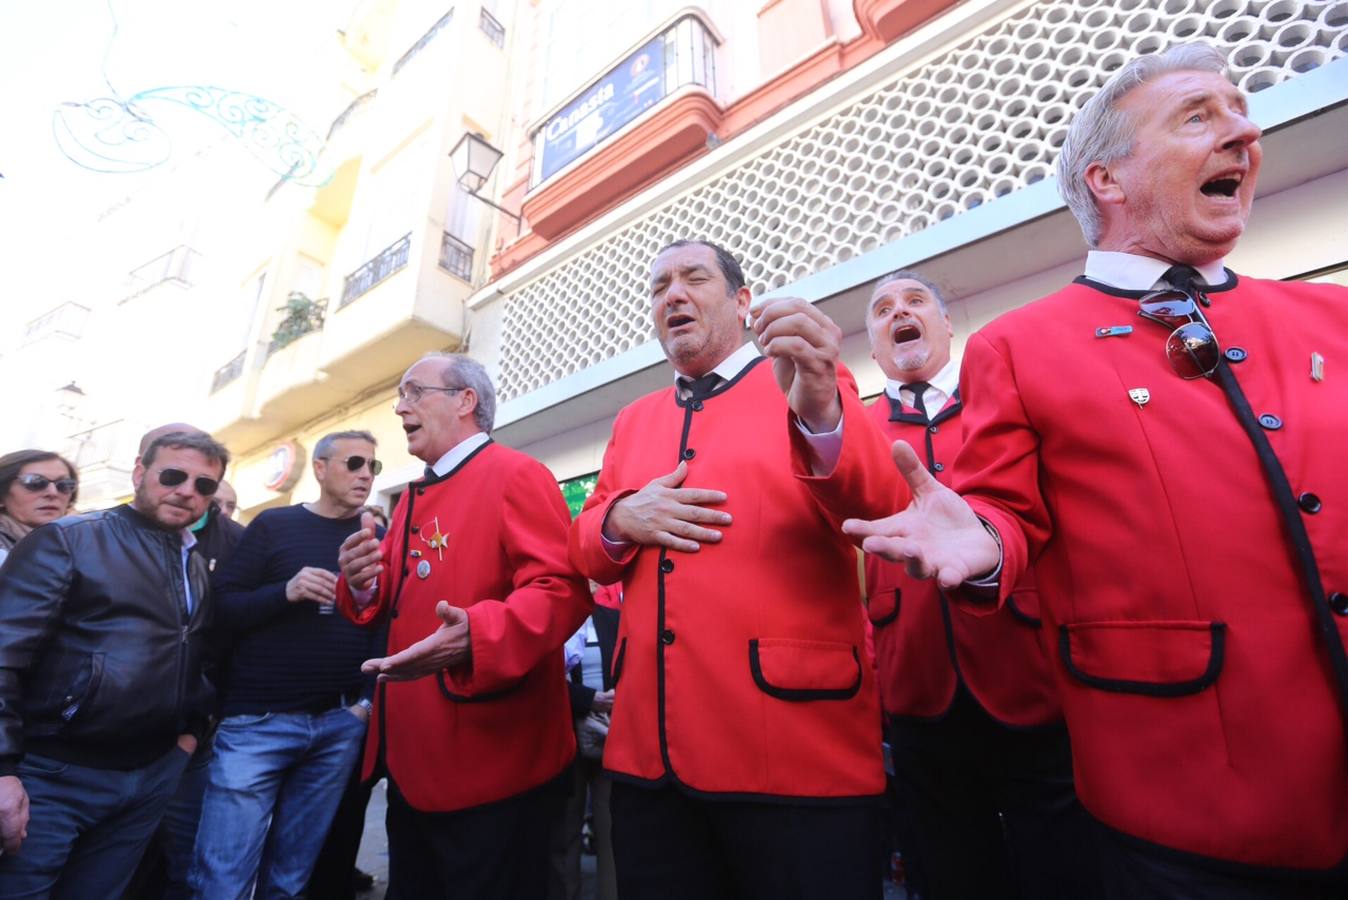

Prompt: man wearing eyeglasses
[
  {"left": 845, "top": 42, "right": 1348, "bottom": 897},
  {"left": 334, "top": 353, "right": 591, "bottom": 899},
  {"left": 0, "top": 430, "right": 229, "bottom": 897},
  {"left": 188, "top": 430, "right": 387, "bottom": 897}
]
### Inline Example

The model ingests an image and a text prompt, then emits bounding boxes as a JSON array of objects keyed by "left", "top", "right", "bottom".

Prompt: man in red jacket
[
  {"left": 335, "top": 353, "right": 591, "bottom": 899},
  {"left": 846, "top": 43, "right": 1348, "bottom": 897},
  {"left": 570, "top": 240, "right": 899, "bottom": 898},
  {"left": 861, "top": 270, "right": 1095, "bottom": 899}
]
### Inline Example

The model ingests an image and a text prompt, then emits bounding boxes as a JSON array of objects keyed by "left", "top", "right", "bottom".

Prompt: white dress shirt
[
  {"left": 427, "top": 431, "right": 492, "bottom": 477},
  {"left": 1083, "top": 251, "right": 1227, "bottom": 291},
  {"left": 885, "top": 357, "right": 961, "bottom": 414}
]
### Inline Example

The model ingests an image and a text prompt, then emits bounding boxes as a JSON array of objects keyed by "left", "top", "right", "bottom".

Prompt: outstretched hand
[
  {"left": 361, "top": 601, "right": 471, "bottom": 681},
  {"left": 842, "top": 441, "right": 1000, "bottom": 589},
  {"left": 602, "top": 461, "right": 730, "bottom": 553}
]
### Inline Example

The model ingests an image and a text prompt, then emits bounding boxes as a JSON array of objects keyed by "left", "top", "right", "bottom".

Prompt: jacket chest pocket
[
  {"left": 749, "top": 638, "right": 862, "bottom": 701},
  {"left": 867, "top": 589, "right": 899, "bottom": 628}
]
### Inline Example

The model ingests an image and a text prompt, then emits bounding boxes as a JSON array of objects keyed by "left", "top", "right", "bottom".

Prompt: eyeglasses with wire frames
[
  {"left": 320, "top": 455, "right": 384, "bottom": 475},
  {"left": 154, "top": 467, "right": 220, "bottom": 496},
  {"left": 396, "top": 383, "right": 464, "bottom": 405},
  {"left": 1137, "top": 288, "right": 1221, "bottom": 380},
  {"left": 16, "top": 474, "right": 79, "bottom": 495}
]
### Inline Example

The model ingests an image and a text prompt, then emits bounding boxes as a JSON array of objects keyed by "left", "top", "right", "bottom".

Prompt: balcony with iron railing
[
  {"left": 326, "top": 89, "right": 378, "bottom": 141},
  {"left": 211, "top": 350, "right": 246, "bottom": 394},
  {"left": 340, "top": 233, "right": 411, "bottom": 308},
  {"left": 392, "top": 8, "right": 454, "bottom": 78},
  {"left": 479, "top": 8, "right": 505, "bottom": 48},
  {"left": 267, "top": 294, "right": 328, "bottom": 357},
  {"left": 439, "top": 232, "right": 474, "bottom": 282}
]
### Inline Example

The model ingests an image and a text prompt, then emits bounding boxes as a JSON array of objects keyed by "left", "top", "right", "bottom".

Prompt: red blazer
[
  {"left": 335, "top": 440, "right": 591, "bottom": 812},
  {"left": 569, "top": 358, "right": 902, "bottom": 800},
  {"left": 953, "top": 275, "right": 1348, "bottom": 871},
  {"left": 863, "top": 393, "right": 1059, "bottom": 726}
]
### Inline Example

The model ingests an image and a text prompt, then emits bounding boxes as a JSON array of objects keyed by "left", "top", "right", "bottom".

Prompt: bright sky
[{"left": 0, "top": 0, "right": 350, "bottom": 331}]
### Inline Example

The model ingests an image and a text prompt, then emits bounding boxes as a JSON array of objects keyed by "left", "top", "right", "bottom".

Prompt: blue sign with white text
[{"left": 539, "top": 35, "right": 666, "bottom": 181}]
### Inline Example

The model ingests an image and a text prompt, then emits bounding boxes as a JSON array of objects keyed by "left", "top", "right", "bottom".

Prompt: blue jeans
[
  {"left": 188, "top": 708, "right": 366, "bottom": 900},
  {"left": 0, "top": 746, "right": 189, "bottom": 899}
]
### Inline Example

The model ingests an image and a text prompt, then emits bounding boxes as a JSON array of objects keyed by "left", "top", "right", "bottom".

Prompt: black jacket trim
[
  {"left": 1059, "top": 623, "right": 1225, "bottom": 697},
  {"left": 603, "top": 768, "right": 884, "bottom": 807},
  {"left": 610, "top": 636, "right": 627, "bottom": 686},
  {"left": 1212, "top": 361, "right": 1348, "bottom": 733},
  {"left": 886, "top": 389, "right": 963, "bottom": 426},
  {"left": 1071, "top": 269, "right": 1239, "bottom": 298},
  {"left": 748, "top": 639, "right": 863, "bottom": 701},
  {"left": 1005, "top": 593, "right": 1042, "bottom": 627},
  {"left": 435, "top": 669, "right": 527, "bottom": 703},
  {"left": 418, "top": 438, "right": 495, "bottom": 486},
  {"left": 867, "top": 589, "right": 899, "bottom": 628},
  {"left": 672, "top": 355, "right": 767, "bottom": 409},
  {"left": 1094, "top": 808, "right": 1348, "bottom": 881}
]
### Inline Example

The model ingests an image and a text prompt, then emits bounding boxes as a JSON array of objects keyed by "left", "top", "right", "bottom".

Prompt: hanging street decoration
[{"left": 52, "top": 85, "right": 328, "bottom": 185}]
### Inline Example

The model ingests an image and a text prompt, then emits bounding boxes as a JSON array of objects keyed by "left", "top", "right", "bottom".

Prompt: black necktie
[
  {"left": 907, "top": 381, "right": 931, "bottom": 422},
  {"left": 1162, "top": 265, "right": 1209, "bottom": 305},
  {"left": 678, "top": 373, "right": 721, "bottom": 400},
  {"left": 423, "top": 466, "right": 436, "bottom": 481}
]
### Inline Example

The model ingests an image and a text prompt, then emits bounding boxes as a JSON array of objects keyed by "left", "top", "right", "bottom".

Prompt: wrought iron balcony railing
[
  {"left": 340, "top": 233, "right": 412, "bottom": 308},
  {"left": 439, "top": 231, "right": 474, "bottom": 282},
  {"left": 211, "top": 351, "right": 246, "bottom": 393},
  {"left": 327, "top": 89, "right": 378, "bottom": 141},
  {"left": 392, "top": 8, "right": 455, "bottom": 77},
  {"left": 479, "top": 8, "right": 505, "bottom": 48},
  {"left": 267, "top": 294, "right": 328, "bottom": 356}
]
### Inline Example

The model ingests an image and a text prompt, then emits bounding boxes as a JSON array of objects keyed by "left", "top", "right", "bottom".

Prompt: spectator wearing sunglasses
[
  {"left": 844, "top": 43, "right": 1348, "bottom": 897},
  {"left": 0, "top": 450, "right": 78, "bottom": 565},
  {"left": 0, "top": 430, "right": 229, "bottom": 897},
  {"left": 189, "top": 430, "right": 387, "bottom": 898}
]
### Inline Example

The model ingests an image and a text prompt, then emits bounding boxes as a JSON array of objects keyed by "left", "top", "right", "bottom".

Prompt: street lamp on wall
[{"left": 449, "top": 132, "right": 522, "bottom": 225}]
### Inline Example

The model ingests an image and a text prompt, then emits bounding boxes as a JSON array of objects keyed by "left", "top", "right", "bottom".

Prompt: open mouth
[
  {"left": 892, "top": 324, "right": 922, "bottom": 344},
  {"left": 1200, "top": 172, "right": 1242, "bottom": 198},
  {"left": 403, "top": 424, "right": 421, "bottom": 437},
  {"left": 667, "top": 313, "right": 695, "bottom": 329}
]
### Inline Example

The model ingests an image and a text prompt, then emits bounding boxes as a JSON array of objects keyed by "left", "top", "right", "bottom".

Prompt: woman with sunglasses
[{"left": 0, "top": 450, "right": 79, "bottom": 564}]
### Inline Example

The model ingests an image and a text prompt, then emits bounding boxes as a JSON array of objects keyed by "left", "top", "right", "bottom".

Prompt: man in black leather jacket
[{"left": 0, "top": 430, "right": 230, "bottom": 897}]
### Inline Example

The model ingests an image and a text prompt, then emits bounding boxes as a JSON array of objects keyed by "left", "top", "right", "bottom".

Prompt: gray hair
[
  {"left": 1057, "top": 42, "right": 1229, "bottom": 247},
  {"left": 141, "top": 431, "right": 231, "bottom": 476},
  {"left": 315, "top": 430, "right": 376, "bottom": 461},
  {"left": 419, "top": 352, "right": 497, "bottom": 433},
  {"left": 871, "top": 270, "right": 948, "bottom": 314}
]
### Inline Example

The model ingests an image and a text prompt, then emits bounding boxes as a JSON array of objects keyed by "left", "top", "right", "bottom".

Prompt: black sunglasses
[
  {"left": 157, "top": 467, "right": 220, "bottom": 496},
  {"left": 1137, "top": 289, "right": 1221, "bottom": 380},
  {"left": 17, "top": 474, "right": 78, "bottom": 495},
  {"left": 322, "top": 455, "right": 383, "bottom": 475}
]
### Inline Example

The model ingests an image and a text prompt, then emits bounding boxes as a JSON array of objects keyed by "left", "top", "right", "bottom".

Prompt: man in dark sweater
[{"left": 188, "top": 430, "right": 385, "bottom": 898}]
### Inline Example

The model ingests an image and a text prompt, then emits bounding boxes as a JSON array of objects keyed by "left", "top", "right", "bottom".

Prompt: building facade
[{"left": 53, "top": 0, "right": 1342, "bottom": 520}]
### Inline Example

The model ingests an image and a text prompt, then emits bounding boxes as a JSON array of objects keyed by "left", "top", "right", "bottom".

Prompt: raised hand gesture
[{"left": 842, "top": 441, "right": 1000, "bottom": 589}]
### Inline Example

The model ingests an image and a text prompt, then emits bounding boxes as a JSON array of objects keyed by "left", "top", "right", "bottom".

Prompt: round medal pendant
[{"left": 416, "top": 559, "right": 432, "bottom": 579}]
